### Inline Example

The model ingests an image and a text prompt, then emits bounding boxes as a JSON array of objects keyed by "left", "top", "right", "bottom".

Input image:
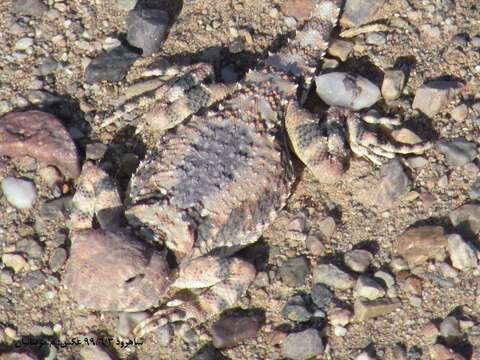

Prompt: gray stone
[
  {"left": 211, "top": 315, "right": 262, "bottom": 349},
  {"left": 468, "top": 177, "right": 480, "bottom": 199},
  {"left": 280, "top": 329, "right": 324, "bottom": 360},
  {"left": 127, "top": 9, "right": 169, "bottom": 57},
  {"left": 279, "top": 256, "right": 309, "bottom": 286},
  {"left": 406, "top": 156, "right": 428, "bottom": 168},
  {"left": 436, "top": 138, "right": 477, "bottom": 167},
  {"left": 412, "top": 80, "right": 461, "bottom": 117},
  {"left": 155, "top": 324, "right": 173, "bottom": 346},
  {"left": 282, "top": 302, "right": 311, "bottom": 322},
  {"left": 355, "top": 276, "right": 385, "bottom": 300},
  {"left": 327, "top": 39, "right": 353, "bottom": 61},
  {"left": 447, "top": 234, "right": 478, "bottom": 271},
  {"left": 1, "top": 177, "right": 37, "bottom": 209},
  {"left": 375, "top": 158, "right": 411, "bottom": 209},
  {"left": 14, "top": 38, "right": 34, "bottom": 51},
  {"left": 440, "top": 316, "right": 462, "bottom": 345},
  {"left": 381, "top": 70, "right": 405, "bottom": 100},
  {"left": 316, "top": 72, "right": 381, "bottom": 110},
  {"left": 85, "top": 46, "right": 140, "bottom": 83},
  {"left": 345, "top": 249, "right": 373, "bottom": 273},
  {"left": 37, "top": 58, "right": 59, "bottom": 76},
  {"left": 449, "top": 203, "right": 480, "bottom": 238},
  {"left": 450, "top": 104, "right": 468, "bottom": 121},
  {"left": 313, "top": 264, "right": 355, "bottom": 290},
  {"left": 13, "top": 0, "right": 47, "bottom": 17},
  {"left": 318, "top": 217, "right": 336, "bottom": 240},
  {"left": 16, "top": 238, "right": 43, "bottom": 259},
  {"left": 310, "top": 283, "right": 334, "bottom": 308},
  {"left": 22, "top": 270, "right": 47, "bottom": 289},
  {"left": 341, "top": 0, "right": 385, "bottom": 27},
  {"left": 366, "top": 32, "right": 386, "bottom": 45},
  {"left": 48, "top": 247, "right": 67, "bottom": 272}
]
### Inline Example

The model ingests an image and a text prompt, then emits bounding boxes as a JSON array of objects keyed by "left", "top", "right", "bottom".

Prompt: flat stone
[
  {"left": 449, "top": 203, "right": 480, "bottom": 238},
  {"left": 390, "top": 128, "right": 423, "bottom": 145},
  {"left": 15, "top": 238, "right": 43, "bottom": 259},
  {"left": 328, "top": 308, "right": 353, "bottom": 326},
  {"left": 345, "top": 249, "right": 373, "bottom": 273},
  {"left": 2, "top": 254, "right": 28, "bottom": 273},
  {"left": 279, "top": 256, "right": 309, "bottom": 286},
  {"left": 328, "top": 39, "right": 353, "bottom": 61},
  {"left": 412, "top": 80, "right": 462, "bottom": 117},
  {"left": 127, "top": 9, "right": 169, "bottom": 57},
  {"left": 315, "top": 72, "right": 381, "bottom": 110},
  {"left": 280, "top": 329, "right": 324, "bottom": 360},
  {"left": 396, "top": 226, "right": 448, "bottom": 267},
  {"left": 450, "top": 104, "right": 468, "bottom": 121},
  {"left": 355, "top": 276, "right": 385, "bottom": 300},
  {"left": 305, "top": 234, "right": 325, "bottom": 256},
  {"left": 211, "top": 315, "right": 262, "bottom": 349},
  {"left": 48, "top": 247, "right": 67, "bottom": 272},
  {"left": 341, "top": 0, "right": 385, "bottom": 27},
  {"left": 406, "top": 156, "right": 428, "bottom": 168},
  {"left": 85, "top": 46, "right": 140, "bottom": 83},
  {"left": 280, "top": 0, "right": 315, "bottom": 20},
  {"left": 63, "top": 229, "right": 172, "bottom": 311},
  {"left": 313, "top": 264, "right": 355, "bottom": 290},
  {"left": 365, "top": 32, "right": 386, "bottom": 45},
  {"left": 468, "top": 177, "right": 480, "bottom": 199},
  {"left": 1, "top": 178, "right": 36, "bottom": 209},
  {"left": 436, "top": 138, "right": 477, "bottom": 167},
  {"left": 375, "top": 158, "right": 411, "bottom": 209},
  {"left": 354, "top": 298, "right": 401, "bottom": 321},
  {"left": 381, "top": 70, "right": 405, "bottom": 100},
  {"left": 155, "top": 324, "right": 173, "bottom": 346},
  {"left": 447, "top": 234, "right": 478, "bottom": 270},
  {"left": 311, "top": 283, "right": 334, "bottom": 308},
  {"left": 22, "top": 270, "right": 46, "bottom": 289},
  {"left": 282, "top": 303, "right": 311, "bottom": 322},
  {"left": 318, "top": 216, "right": 336, "bottom": 239},
  {"left": 13, "top": 0, "right": 47, "bottom": 17},
  {"left": 0, "top": 111, "right": 80, "bottom": 178},
  {"left": 14, "top": 38, "right": 34, "bottom": 51}
]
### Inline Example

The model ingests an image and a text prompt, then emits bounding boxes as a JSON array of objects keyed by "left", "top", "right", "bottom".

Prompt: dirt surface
[{"left": 0, "top": 0, "right": 480, "bottom": 359}]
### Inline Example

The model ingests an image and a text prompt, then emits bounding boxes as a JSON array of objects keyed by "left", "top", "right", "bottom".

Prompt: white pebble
[
  {"left": 14, "top": 37, "right": 34, "bottom": 51},
  {"left": 1, "top": 177, "right": 37, "bottom": 209}
]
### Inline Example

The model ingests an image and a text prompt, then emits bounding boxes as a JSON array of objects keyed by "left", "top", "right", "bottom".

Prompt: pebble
[
  {"left": 1, "top": 177, "right": 37, "bottom": 209},
  {"left": 117, "top": 311, "right": 150, "bottom": 337},
  {"left": 334, "top": 325, "right": 347, "bottom": 336},
  {"left": 341, "top": 0, "right": 385, "bottom": 27},
  {"left": 436, "top": 138, "right": 477, "bottom": 167},
  {"left": 469, "top": 177, "right": 480, "bottom": 199},
  {"left": 345, "top": 249, "right": 373, "bottom": 273},
  {"left": 13, "top": 0, "right": 47, "bottom": 17},
  {"left": 64, "top": 230, "right": 171, "bottom": 311},
  {"left": 374, "top": 270, "right": 395, "bottom": 288},
  {"left": 280, "top": 329, "right": 324, "bottom": 360},
  {"left": 406, "top": 156, "right": 428, "bottom": 168},
  {"left": 318, "top": 216, "right": 336, "bottom": 240},
  {"left": 449, "top": 203, "right": 480, "bottom": 238},
  {"left": 155, "top": 324, "right": 173, "bottom": 346},
  {"left": 402, "top": 276, "right": 422, "bottom": 296},
  {"left": 366, "top": 32, "right": 386, "bottom": 45},
  {"left": 0, "top": 111, "right": 80, "bottom": 178},
  {"left": 381, "top": 70, "right": 405, "bottom": 100},
  {"left": 421, "top": 321, "right": 440, "bottom": 344},
  {"left": 22, "top": 270, "right": 46, "bottom": 289},
  {"left": 127, "top": 9, "right": 169, "bottom": 57},
  {"left": 310, "top": 283, "right": 334, "bottom": 308},
  {"left": 117, "top": 0, "right": 138, "bottom": 10},
  {"left": 354, "top": 297, "right": 401, "bottom": 321},
  {"left": 280, "top": 0, "right": 315, "bottom": 20},
  {"left": 79, "top": 345, "right": 115, "bottom": 360},
  {"left": 315, "top": 72, "right": 381, "bottom": 110},
  {"left": 16, "top": 238, "right": 43, "bottom": 259},
  {"left": 396, "top": 226, "right": 447, "bottom": 267},
  {"left": 305, "top": 234, "right": 325, "bottom": 256},
  {"left": 211, "top": 315, "right": 262, "bottom": 349},
  {"left": 429, "top": 344, "right": 465, "bottom": 360},
  {"left": 48, "top": 248, "right": 67, "bottom": 272},
  {"left": 355, "top": 351, "right": 377, "bottom": 360},
  {"left": 412, "top": 80, "right": 461, "bottom": 117},
  {"left": 0, "top": 269, "right": 14, "bottom": 284},
  {"left": 279, "top": 256, "right": 309, "bottom": 286},
  {"left": 2, "top": 254, "right": 28, "bottom": 273},
  {"left": 37, "top": 58, "right": 59, "bottom": 76},
  {"left": 375, "top": 158, "right": 411, "bottom": 209},
  {"left": 85, "top": 46, "right": 140, "bottom": 83},
  {"left": 447, "top": 234, "right": 478, "bottom": 270},
  {"left": 282, "top": 302, "right": 311, "bottom": 322},
  {"left": 440, "top": 316, "right": 462, "bottom": 345},
  {"left": 450, "top": 104, "right": 468, "bottom": 121},
  {"left": 355, "top": 275, "right": 385, "bottom": 300},
  {"left": 327, "top": 39, "right": 353, "bottom": 61},
  {"left": 14, "top": 38, "right": 34, "bottom": 51},
  {"left": 328, "top": 308, "right": 353, "bottom": 326},
  {"left": 313, "top": 264, "right": 355, "bottom": 290}
]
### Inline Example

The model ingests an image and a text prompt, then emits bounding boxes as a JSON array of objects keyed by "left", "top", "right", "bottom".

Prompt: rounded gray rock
[{"left": 280, "top": 328, "right": 324, "bottom": 360}]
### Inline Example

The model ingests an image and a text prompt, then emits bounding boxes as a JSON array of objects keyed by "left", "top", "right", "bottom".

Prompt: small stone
[
  {"left": 468, "top": 177, "right": 480, "bottom": 199},
  {"left": 38, "top": 166, "right": 62, "bottom": 188},
  {"left": 355, "top": 275, "right": 385, "bottom": 300},
  {"left": 355, "top": 351, "right": 377, "bottom": 360},
  {"left": 22, "top": 270, "right": 46, "bottom": 289},
  {"left": 279, "top": 256, "right": 309, "bottom": 286},
  {"left": 409, "top": 296, "right": 422, "bottom": 307},
  {"left": 117, "top": 0, "right": 137, "bottom": 10},
  {"left": 374, "top": 270, "right": 395, "bottom": 288},
  {"left": 402, "top": 276, "right": 422, "bottom": 296},
  {"left": 406, "top": 156, "right": 428, "bottom": 168},
  {"left": 318, "top": 216, "right": 336, "bottom": 239},
  {"left": 436, "top": 138, "right": 477, "bottom": 167},
  {"left": 354, "top": 298, "right": 401, "bottom": 321},
  {"left": 282, "top": 303, "right": 311, "bottom": 322},
  {"left": 85, "top": 46, "right": 140, "bottom": 83},
  {"left": 328, "top": 308, "right": 353, "bottom": 326},
  {"left": 85, "top": 142, "right": 108, "bottom": 161},
  {"left": 365, "top": 32, "right": 386, "bottom": 45},
  {"left": 15, "top": 38, "right": 34, "bottom": 51},
  {"left": 429, "top": 344, "right": 465, "bottom": 360},
  {"left": 48, "top": 248, "right": 67, "bottom": 272},
  {"left": 345, "top": 249, "right": 373, "bottom": 273},
  {"left": 334, "top": 325, "right": 347, "bottom": 336},
  {"left": 381, "top": 70, "right": 405, "bottom": 100},
  {"left": 155, "top": 324, "right": 173, "bottom": 346},
  {"left": 311, "top": 283, "right": 334, "bottom": 308},
  {"left": 421, "top": 321, "right": 439, "bottom": 344},
  {"left": 280, "top": 0, "right": 315, "bottom": 20},
  {"left": 16, "top": 238, "right": 43, "bottom": 259},
  {"left": 305, "top": 234, "right": 325, "bottom": 256},
  {"left": 449, "top": 203, "right": 480, "bottom": 238},
  {"left": 0, "top": 269, "right": 14, "bottom": 284},
  {"left": 313, "top": 264, "right": 355, "bottom": 290},
  {"left": 447, "top": 234, "right": 478, "bottom": 270},
  {"left": 1, "top": 177, "right": 37, "bottom": 209},
  {"left": 316, "top": 72, "right": 381, "bottom": 110},
  {"left": 79, "top": 345, "right": 115, "bottom": 360},
  {"left": 390, "top": 128, "right": 423, "bottom": 145},
  {"left": 341, "top": 0, "right": 385, "bottom": 27},
  {"left": 396, "top": 226, "right": 448, "bottom": 267},
  {"left": 117, "top": 311, "right": 150, "bottom": 337},
  {"left": 280, "top": 329, "right": 324, "bottom": 360},
  {"left": 37, "top": 58, "right": 59, "bottom": 76},
  {"left": 210, "top": 315, "right": 262, "bottom": 349},
  {"left": 440, "top": 316, "right": 462, "bottom": 345},
  {"left": 412, "top": 80, "right": 462, "bottom": 117},
  {"left": 127, "top": 9, "right": 169, "bottom": 57},
  {"left": 328, "top": 39, "right": 353, "bottom": 61},
  {"left": 390, "top": 257, "right": 409, "bottom": 272},
  {"left": 13, "top": 0, "right": 48, "bottom": 17},
  {"left": 2, "top": 254, "right": 28, "bottom": 273},
  {"left": 375, "top": 158, "right": 411, "bottom": 209},
  {"left": 450, "top": 104, "right": 468, "bottom": 121}
]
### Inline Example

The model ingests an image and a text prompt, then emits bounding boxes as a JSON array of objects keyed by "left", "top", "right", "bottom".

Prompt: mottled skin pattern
[{"left": 64, "top": 0, "right": 430, "bottom": 338}]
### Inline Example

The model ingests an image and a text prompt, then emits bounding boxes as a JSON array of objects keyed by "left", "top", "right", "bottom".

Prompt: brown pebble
[{"left": 211, "top": 315, "right": 262, "bottom": 349}]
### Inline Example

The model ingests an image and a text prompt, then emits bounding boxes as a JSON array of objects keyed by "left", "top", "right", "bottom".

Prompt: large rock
[
  {"left": 0, "top": 111, "right": 80, "bottom": 178},
  {"left": 396, "top": 226, "right": 448, "bottom": 267}
]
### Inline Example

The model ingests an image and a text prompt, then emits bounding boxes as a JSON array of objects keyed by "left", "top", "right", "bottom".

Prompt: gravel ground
[{"left": 0, "top": 0, "right": 480, "bottom": 359}]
